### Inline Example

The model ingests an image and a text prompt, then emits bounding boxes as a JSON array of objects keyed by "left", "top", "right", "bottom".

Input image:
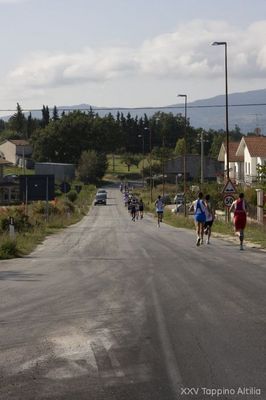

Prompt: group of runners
[
  {"left": 191, "top": 191, "right": 247, "bottom": 250},
  {"left": 121, "top": 183, "right": 247, "bottom": 250},
  {"left": 123, "top": 191, "right": 144, "bottom": 221},
  {"left": 190, "top": 192, "right": 215, "bottom": 246}
]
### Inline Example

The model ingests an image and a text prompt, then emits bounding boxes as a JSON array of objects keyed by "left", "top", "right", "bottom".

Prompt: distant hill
[{"left": 3, "top": 89, "right": 266, "bottom": 134}]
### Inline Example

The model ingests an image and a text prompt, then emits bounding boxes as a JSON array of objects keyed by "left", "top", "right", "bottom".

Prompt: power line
[{"left": 1, "top": 102, "right": 266, "bottom": 113}]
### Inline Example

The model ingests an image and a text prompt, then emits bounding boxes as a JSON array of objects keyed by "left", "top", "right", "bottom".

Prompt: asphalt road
[{"left": 0, "top": 188, "right": 265, "bottom": 400}]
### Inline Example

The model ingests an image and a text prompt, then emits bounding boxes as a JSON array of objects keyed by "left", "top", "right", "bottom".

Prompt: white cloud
[
  {"left": 0, "top": 0, "right": 29, "bottom": 3},
  {"left": 4, "top": 19, "right": 266, "bottom": 99}
]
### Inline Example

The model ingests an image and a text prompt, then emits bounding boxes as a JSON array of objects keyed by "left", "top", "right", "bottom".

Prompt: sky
[{"left": 1, "top": 0, "right": 266, "bottom": 113}]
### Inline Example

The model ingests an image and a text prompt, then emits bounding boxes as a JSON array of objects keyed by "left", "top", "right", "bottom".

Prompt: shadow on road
[{"left": 0, "top": 271, "right": 43, "bottom": 281}]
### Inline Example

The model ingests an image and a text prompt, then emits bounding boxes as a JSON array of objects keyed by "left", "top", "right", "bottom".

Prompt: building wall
[
  {"left": 35, "top": 163, "right": 75, "bottom": 181},
  {"left": 165, "top": 155, "right": 223, "bottom": 181},
  {"left": 0, "top": 142, "right": 32, "bottom": 166},
  {"left": 235, "top": 161, "right": 244, "bottom": 182},
  {"left": 0, "top": 142, "right": 16, "bottom": 164}
]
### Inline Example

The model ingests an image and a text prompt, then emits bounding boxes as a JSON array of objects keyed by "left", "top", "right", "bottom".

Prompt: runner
[
  {"left": 190, "top": 192, "right": 206, "bottom": 246},
  {"left": 139, "top": 198, "right": 144, "bottom": 219},
  {"left": 229, "top": 192, "right": 247, "bottom": 250},
  {"left": 131, "top": 198, "right": 136, "bottom": 221},
  {"left": 124, "top": 192, "right": 129, "bottom": 207},
  {"left": 204, "top": 194, "right": 215, "bottom": 244},
  {"left": 135, "top": 199, "right": 140, "bottom": 220},
  {"left": 155, "top": 195, "right": 164, "bottom": 227}
]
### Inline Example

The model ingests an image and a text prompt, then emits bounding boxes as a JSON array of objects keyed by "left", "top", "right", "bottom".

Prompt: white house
[
  {"left": 0, "top": 139, "right": 32, "bottom": 167},
  {"left": 218, "top": 141, "right": 244, "bottom": 183},
  {"left": 235, "top": 136, "right": 266, "bottom": 183}
]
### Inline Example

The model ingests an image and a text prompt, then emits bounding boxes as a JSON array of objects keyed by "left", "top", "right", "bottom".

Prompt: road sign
[
  {"left": 60, "top": 182, "right": 71, "bottom": 193},
  {"left": 222, "top": 179, "right": 236, "bottom": 194},
  {"left": 224, "top": 194, "right": 235, "bottom": 207}
]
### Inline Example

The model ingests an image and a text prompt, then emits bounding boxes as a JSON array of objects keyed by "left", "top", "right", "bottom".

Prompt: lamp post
[
  {"left": 144, "top": 127, "right": 153, "bottom": 202},
  {"left": 178, "top": 94, "right": 187, "bottom": 216},
  {"left": 200, "top": 129, "right": 204, "bottom": 186},
  {"left": 162, "top": 135, "right": 165, "bottom": 197},
  {"left": 138, "top": 133, "right": 145, "bottom": 188},
  {"left": 212, "top": 41, "right": 229, "bottom": 182},
  {"left": 155, "top": 116, "right": 165, "bottom": 197}
]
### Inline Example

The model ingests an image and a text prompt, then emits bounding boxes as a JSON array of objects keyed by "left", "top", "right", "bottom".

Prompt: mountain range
[{"left": 4, "top": 88, "right": 266, "bottom": 134}]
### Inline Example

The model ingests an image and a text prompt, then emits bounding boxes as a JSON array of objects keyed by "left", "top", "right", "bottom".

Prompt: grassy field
[
  {"left": 107, "top": 155, "right": 140, "bottom": 174},
  {"left": 105, "top": 155, "right": 143, "bottom": 181}
]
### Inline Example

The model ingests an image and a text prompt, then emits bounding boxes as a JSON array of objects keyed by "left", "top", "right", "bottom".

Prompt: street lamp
[
  {"left": 138, "top": 133, "right": 145, "bottom": 188},
  {"left": 212, "top": 41, "right": 229, "bottom": 182},
  {"left": 155, "top": 116, "right": 166, "bottom": 197},
  {"left": 144, "top": 126, "right": 153, "bottom": 202},
  {"left": 178, "top": 94, "right": 187, "bottom": 216}
]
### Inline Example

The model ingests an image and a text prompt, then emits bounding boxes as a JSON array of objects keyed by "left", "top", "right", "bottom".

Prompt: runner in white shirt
[{"left": 155, "top": 195, "right": 164, "bottom": 227}]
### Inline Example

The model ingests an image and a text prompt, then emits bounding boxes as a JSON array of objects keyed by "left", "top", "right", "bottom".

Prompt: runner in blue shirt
[{"left": 190, "top": 192, "right": 207, "bottom": 246}]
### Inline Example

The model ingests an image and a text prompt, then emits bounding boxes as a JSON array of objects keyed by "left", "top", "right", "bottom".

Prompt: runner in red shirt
[{"left": 229, "top": 193, "right": 247, "bottom": 250}]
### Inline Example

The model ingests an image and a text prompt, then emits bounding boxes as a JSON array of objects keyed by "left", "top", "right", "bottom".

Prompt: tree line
[{"left": 0, "top": 103, "right": 248, "bottom": 182}]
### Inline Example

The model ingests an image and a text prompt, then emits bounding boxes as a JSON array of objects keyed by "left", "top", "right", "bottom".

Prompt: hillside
[{"left": 3, "top": 89, "right": 266, "bottom": 134}]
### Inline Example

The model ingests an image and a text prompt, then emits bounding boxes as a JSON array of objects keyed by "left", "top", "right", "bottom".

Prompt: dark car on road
[{"left": 94, "top": 193, "right": 107, "bottom": 205}]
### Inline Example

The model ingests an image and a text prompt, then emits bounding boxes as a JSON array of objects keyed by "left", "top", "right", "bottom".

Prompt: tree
[
  {"left": 41, "top": 105, "right": 50, "bottom": 127},
  {"left": 52, "top": 106, "right": 59, "bottom": 121},
  {"left": 120, "top": 153, "right": 141, "bottom": 172},
  {"left": 209, "top": 132, "right": 225, "bottom": 158},
  {"left": 26, "top": 112, "right": 35, "bottom": 139},
  {"left": 257, "top": 164, "right": 266, "bottom": 181},
  {"left": 77, "top": 150, "right": 108, "bottom": 183},
  {"left": 174, "top": 138, "right": 186, "bottom": 155},
  {"left": 0, "top": 119, "right": 5, "bottom": 132},
  {"left": 8, "top": 103, "right": 26, "bottom": 136},
  {"left": 32, "top": 111, "right": 93, "bottom": 163}
]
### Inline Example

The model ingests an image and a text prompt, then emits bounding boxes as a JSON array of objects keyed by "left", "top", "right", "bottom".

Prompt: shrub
[
  {"left": 0, "top": 236, "right": 18, "bottom": 259},
  {"left": 61, "top": 199, "right": 75, "bottom": 214},
  {"left": 67, "top": 191, "right": 78, "bottom": 203}
]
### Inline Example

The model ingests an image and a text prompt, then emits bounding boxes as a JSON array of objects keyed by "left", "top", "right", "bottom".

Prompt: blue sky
[{"left": 1, "top": 0, "right": 266, "bottom": 112}]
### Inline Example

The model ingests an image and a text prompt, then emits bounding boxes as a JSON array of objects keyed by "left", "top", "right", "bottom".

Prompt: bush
[
  {"left": 0, "top": 236, "right": 18, "bottom": 259},
  {"left": 67, "top": 191, "right": 78, "bottom": 203},
  {"left": 0, "top": 208, "right": 32, "bottom": 233},
  {"left": 61, "top": 199, "right": 75, "bottom": 214}
]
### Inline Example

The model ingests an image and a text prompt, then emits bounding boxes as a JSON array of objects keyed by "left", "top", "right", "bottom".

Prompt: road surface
[{"left": 0, "top": 188, "right": 265, "bottom": 399}]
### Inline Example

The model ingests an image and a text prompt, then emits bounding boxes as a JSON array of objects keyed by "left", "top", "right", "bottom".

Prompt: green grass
[
  {"left": 105, "top": 155, "right": 143, "bottom": 181},
  {"left": 107, "top": 155, "right": 140, "bottom": 174},
  {"left": 3, "top": 165, "right": 35, "bottom": 176}
]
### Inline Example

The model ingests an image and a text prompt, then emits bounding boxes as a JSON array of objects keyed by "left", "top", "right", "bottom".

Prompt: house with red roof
[
  {"left": 235, "top": 136, "right": 266, "bottom": 183},
  {"left": 218, "top": 141, "right": 244, "bottom": 183}
]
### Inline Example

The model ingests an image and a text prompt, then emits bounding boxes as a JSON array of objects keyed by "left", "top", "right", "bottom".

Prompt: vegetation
[
  {"left": 0, "top": 102, "right": 265, "bottom": 255},
  {"left": 77, "top": 150, "right": 108, "bottom": 183},
  {"left": 0, "top": 184, "right": 96, "bottom": 259}
]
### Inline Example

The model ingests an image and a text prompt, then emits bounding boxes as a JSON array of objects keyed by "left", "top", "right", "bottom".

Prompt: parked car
[
  {"left": 3, "top": 174, "right": 19, "bottom": 183},
  {"left": 94, "top": 193, "right": 107, "bottom": 205},
  {"left": 174, "top": 193, "right": 184, "bottom": 205},
  {"left": 161, "top": 194, "right": 172, "bottom": 205}
]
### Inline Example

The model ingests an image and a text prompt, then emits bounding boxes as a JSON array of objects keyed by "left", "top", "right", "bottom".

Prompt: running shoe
[{"left": 196, "top": 237, "right": 201, "bottom": 246}]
